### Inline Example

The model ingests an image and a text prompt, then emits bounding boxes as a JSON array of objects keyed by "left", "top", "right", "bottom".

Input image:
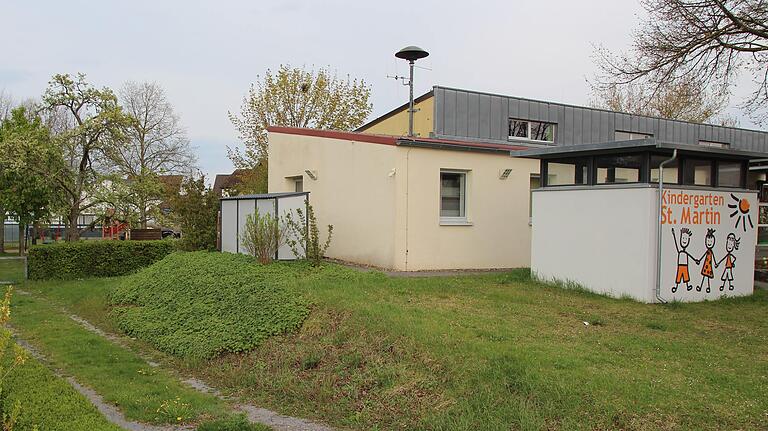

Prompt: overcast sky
[{"left": 1, "top": 0, "right": 760, "bottom": 178}]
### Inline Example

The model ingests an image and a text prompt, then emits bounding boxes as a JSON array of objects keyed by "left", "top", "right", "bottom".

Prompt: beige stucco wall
[
  {"left": 267, "top": 132, "right": 399, "bottom": 269},
  {"left": 358, "top": 96, "right": 434, "bottom": 138},
  {"left": 268, "top": 131, "right": 540, "bottom": 271},
  {"left": 393, "top": 147, "right": 538, "bottom": 270}
]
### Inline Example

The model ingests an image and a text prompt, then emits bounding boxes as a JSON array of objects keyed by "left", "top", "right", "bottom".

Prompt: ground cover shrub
[
  {"left": 108, "top": 251, "right": 310, "bottom": 359},
  {"left": 27, "top": 240, "right": 175, "bottom": 280}
]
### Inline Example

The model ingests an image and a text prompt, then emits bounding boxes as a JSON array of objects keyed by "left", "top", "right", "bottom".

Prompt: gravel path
[{"left": 14, "top": 288, "right": 334, "bottom": 431}]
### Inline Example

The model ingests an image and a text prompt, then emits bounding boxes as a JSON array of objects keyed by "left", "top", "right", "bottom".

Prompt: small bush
[
  {"left": 285, "top": 200, "right": 333, "bottom": 265},
  {"left": 240, "top": 210, "right": 288, "bottom": 264},
  {"left": 28, "top": 240, "right": 175, "bottom": 280},
  {"left": 109, "top": 251, "right": 310, "bottom": 359}
]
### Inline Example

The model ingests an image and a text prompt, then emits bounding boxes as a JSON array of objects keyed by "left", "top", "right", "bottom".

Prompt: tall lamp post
[{"left": 395, "top": 46, "right": 429, "bottom": 137}]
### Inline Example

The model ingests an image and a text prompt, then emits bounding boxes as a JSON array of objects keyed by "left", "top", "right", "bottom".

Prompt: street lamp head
[{"left": 395, "top": 46, "right": 429, "bottom": 62}]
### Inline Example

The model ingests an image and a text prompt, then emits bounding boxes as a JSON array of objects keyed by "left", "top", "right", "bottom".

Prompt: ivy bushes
[
  {"left": 28, "top": 240, "right": 176, "bottom": 280},
  {"left": 109, "top": 251, "right": 310, "bottom": 360}
]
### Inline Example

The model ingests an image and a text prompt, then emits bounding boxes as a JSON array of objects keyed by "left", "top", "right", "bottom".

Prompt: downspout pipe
[{"left": 656, "top": 149, "right": 677, "bottom": 304}]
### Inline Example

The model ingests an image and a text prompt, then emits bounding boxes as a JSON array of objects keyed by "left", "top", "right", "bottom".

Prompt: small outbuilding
[
  {"left": 515, "top": 139, "right": 762, "bottom": 303},
  {"left": 219, "top": 192, "right": 308, "bottom": 259}
]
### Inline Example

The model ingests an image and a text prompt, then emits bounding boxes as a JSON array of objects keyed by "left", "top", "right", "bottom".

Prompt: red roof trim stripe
[{"left": 267, "top": 126, "right": 397, "bottom": 146}]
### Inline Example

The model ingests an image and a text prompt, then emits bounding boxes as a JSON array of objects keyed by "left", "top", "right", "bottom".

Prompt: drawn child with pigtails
[
  {"left": 696, "top": 228, "right": 718, "bottom": 293},
  {"left": 717, "top": 233, "right": 740, "bottom": 291}
]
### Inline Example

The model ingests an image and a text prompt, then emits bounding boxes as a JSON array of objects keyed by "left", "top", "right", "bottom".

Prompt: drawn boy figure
[
  {"left": 671, "top": 228, "right": 697, "bottom": 293},
  {"left": 717, "top": 233, "right": 740, "bottom": 291},
  {"left": 697, "top": 228, "right": 718, "bottom": 293}
]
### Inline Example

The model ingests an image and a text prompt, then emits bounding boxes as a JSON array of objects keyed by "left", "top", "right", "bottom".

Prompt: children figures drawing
[
  {"left": 717, "top": 233, "right": 740, "bottom": 291},
  {"left": 671, "top": 228, "right": 740, "bottom": 295}
]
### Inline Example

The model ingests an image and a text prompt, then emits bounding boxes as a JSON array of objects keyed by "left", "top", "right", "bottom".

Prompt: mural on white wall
[{"left": 662, "top": 190, "right": 757, "bottom": 301}]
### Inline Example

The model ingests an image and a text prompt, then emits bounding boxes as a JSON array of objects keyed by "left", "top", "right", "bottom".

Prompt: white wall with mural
[
  {"left": 532, "top": 185, "right": 758, "bottom": 303},
  {"left": 660, "top": 188, "right": 757, "bottom": 302}
]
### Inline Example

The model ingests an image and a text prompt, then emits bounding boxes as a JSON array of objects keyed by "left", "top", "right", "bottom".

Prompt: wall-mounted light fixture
[
  {"left": 305, "top": 170, "right": 318, "bottom": 180},
  {"left": 388, "top": 168, "right": 396, "bottom": 177}
]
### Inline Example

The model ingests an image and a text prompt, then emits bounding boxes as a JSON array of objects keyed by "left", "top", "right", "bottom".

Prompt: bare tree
[
  {"left": 591, "top": 77, "right": 733, "bottom": 124},
  {"left": 114, "top": 81, "right": 195, "bottom": 228},
  {"left": 595, "top": 0, "right": 768, "bottom": 123}
]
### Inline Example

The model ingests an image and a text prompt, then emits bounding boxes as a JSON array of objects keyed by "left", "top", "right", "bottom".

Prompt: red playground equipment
[{"left": 102, "top": 210, "right": 129, "bottom": 240}]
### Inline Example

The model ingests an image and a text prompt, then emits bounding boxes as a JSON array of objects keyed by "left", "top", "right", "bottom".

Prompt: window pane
[
  {"left": 294, "top": 178, "right": 303, "bottom": 192},
  {"left": 650, "top": 155, "right": 679, "bottom": 184},
  {"left": 529, "top": 175, "right": 540, "bottom": 218},
  {"left": 530, "top": 121, "right": 555, "bottom": 142},
  {"left": 547, "top": 158, "right": 588, "bottom": 186},
  {"left": 683, "top": 159, "right": 713, "bottom": 186},
  {"left": 440, "top": 172, "right": 465, "bottom": 217},
  {"left": 509, "top": 120, "right": 528, "bottom": 138},
  {"left": 596, "top": 155, "right": 642, "bottom": 184},
  {"left": 717, "top": 161, "right": 741, "bottom": 187}
]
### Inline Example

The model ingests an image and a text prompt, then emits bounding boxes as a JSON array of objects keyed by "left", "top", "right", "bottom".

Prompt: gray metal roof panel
[{"left": 510, "top": 139, "right": 767, "bottom": 160}]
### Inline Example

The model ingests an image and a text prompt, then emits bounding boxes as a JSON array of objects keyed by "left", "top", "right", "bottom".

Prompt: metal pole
[
  {"left": 408, "top": 60, "right": 415, "bottom": 137},
  {"left": 656, "top": 149, "right": 677, "bottom": 304}
]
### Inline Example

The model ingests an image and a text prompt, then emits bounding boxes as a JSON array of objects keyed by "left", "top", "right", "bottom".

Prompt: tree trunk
[
  {"left": 31, "top": 221, "right": 39, "bottom": 246},
  {"left": 67, "top": 208, "right": 80, "bottom": 241},
  {"left": 0, "top": 207, "right": 5, "bottom": 254},
  {"left": 18, "top": 223, "right": 25, "bottom": 256}
]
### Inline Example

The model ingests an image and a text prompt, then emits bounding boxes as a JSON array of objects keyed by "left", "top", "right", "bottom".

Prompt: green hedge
[{"left": 28, "top": 240, "right": 176, "bottom": 280}]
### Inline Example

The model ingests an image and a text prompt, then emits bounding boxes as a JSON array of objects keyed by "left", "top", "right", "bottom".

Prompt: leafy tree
[
  {"left": 0, "top": 91, "right": 13, "bottom": 253},
  {"left": 169, "top": 175, "right": 219, "bottom": 251},
  {"left": 0, "top": 107, "right": 60, "bottom": 254},
  {"left": 41, "top": 73, "right": 132, "bottom": 241},
  {"left": 114, "top": 81, "right": 195, "bottom": 228},
  {"left": 591, "top": 78, "right": 732, "bottom": 124},
  {"left": 595, "top": 0, "right": 768, "bottom": 124},
  {"left": 228, "top": 65, "right": 372, "bottom": 193}
]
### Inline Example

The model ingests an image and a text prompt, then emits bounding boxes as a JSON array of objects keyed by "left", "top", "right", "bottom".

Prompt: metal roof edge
[{"left": 220, "top": 191, "right": 310, "bottom": 201}]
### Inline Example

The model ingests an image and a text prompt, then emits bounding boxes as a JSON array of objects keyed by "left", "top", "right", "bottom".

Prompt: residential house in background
[
  {"left": 213, "top": 169, "right": 251, "bottom": 197},
  {"left": 266, "top": 85, "right": 768, "bottom": 271}
]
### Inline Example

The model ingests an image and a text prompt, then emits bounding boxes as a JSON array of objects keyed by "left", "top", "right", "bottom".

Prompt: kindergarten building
[{"left": 266, "top": 86, "right": 768, "bottom": 292}]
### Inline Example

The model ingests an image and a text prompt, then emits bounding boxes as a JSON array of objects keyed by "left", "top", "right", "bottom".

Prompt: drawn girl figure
[
  {"left": 697, "top": 228, "right": 717, "bottom": 293},
  {"left": 717, "top": 233, "right": 740, "bottom": 291}
]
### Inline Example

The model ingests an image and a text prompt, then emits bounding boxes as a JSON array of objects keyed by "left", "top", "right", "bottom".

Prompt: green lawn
[
  {"left": 0, "top": 258, "right": 25, "bottom": 283},
  {"left": 2, "top": 349, "right": 122, "bottom": 431},
  {"left": 17, "top": 256, "right": 768, "bottom": 430}
]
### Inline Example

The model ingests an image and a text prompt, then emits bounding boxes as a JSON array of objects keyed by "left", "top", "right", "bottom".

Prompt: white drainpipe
[{"left": 656, "top": 149, "right": 677, "bottom": 304}]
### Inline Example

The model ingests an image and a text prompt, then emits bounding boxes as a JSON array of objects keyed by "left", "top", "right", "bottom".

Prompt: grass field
[
  {"left": 0, "top": 258, "right": 25, "bottom": 283},
  {"left": 15, "top": 256, "right": 768, "bottom": 431}
]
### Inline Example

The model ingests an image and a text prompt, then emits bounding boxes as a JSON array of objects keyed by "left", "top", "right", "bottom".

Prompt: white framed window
[
  {"left": 440, "top": 170, "right": 469, "bottom": 224},
  {"left": 615, "top": 131, "right": 652, "bottom": 141},
  {"left": 508, "top": 119, "right": 556, "bottom": 143}
]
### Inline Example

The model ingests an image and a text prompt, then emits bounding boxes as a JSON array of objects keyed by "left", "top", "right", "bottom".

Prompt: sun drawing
[{"left": 728, "top": 194, "right": 753, "bottom": 232}]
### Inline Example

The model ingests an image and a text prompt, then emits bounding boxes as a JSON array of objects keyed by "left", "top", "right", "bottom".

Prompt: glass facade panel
[
  {"left": 650, "top": 155, "right": 679, "bottom": 184},
  {"left": 547, "top": 159, "right": 588, "bottom": 186},
  {"left": 595, "top": 155, "right": 643, "bottom": 184},
  {"left": 683, "top": 159, "right": 713, "bottom": 186},
  {"left": 717, "top": 161, "right": 741, "bottom": 187}
]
